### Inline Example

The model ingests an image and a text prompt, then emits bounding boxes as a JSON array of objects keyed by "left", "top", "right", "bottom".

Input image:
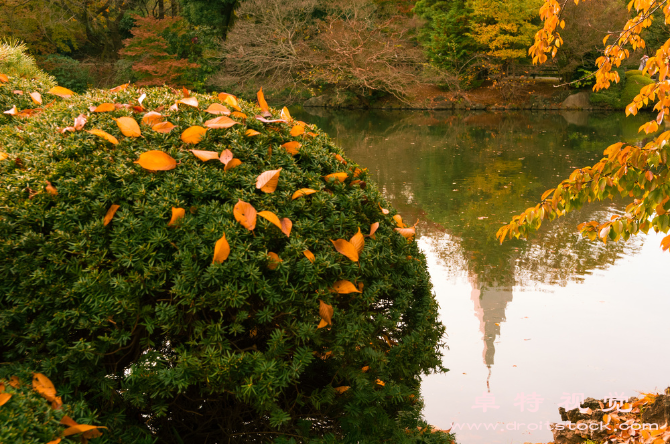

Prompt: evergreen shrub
[
  {"left": 0, "top": 83, "right": 448, "bottom": 443},
  {"left": 0, "top": 42, "right": 56, "bottom": 125}
]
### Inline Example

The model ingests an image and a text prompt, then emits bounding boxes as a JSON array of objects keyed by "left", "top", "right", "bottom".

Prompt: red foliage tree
[{"left": 119, "top": 15, "right": 199, "bottom": 87}]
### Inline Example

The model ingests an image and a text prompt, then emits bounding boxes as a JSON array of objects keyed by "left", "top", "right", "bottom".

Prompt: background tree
[
  {"left": 499, "top": 0, "right": 670, "bottom": 252},
  {"left": 179, "top": 0, "right": 239, "bottom": 40}
]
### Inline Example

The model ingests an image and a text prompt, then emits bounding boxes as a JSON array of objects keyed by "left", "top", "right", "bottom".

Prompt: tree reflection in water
[{"left": 295, "top": 107, "right": 651, "bottom": 376}]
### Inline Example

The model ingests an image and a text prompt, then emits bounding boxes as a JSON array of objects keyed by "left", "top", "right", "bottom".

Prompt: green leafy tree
[
  {"left": 180, "top": 0, "right": 240, "bottom": 39},
  {"left": 501, "top": 0, "right": 670, "bottom": 252},
  {"left": 0, "top": 48, "right": 449, "bottom": 442}
]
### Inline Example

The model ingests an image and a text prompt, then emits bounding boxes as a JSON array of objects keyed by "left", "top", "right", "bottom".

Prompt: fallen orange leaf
[
  {"left": 92, "top": 103, "right": 115, "bottom": 113},
  {"left": 168, "top": 207, "right": 185, "bottom": 226},
  {"left": 152, "top": 121, "right": 176, "bottom": 133},
  {"left": 376, "top": 379, "right": 385, "bottom": 387},
  {"left": 8, "top": 376, "right": 19, "bottom": 388},
  {"left": 332, "top": 280, "right": 362, "bottom": 294},
  {"left": 110, "top": 83, "right": 129, "bottom": 92},
  {"left": 114, "top": 117, "right": 141, "bottom": 137},
  {"left": 63, "top": 425, "right": 106, "bottom": 437},
  {"left": 224, "top": 158, "right": 242, "bottom": 171},
  {"left": 267, "top": 252, "right": 282, "bottom": 270},
  {"left": 281, "top": 141, "right": 300, "bottom": 155},
  {"left": 221, "top": 94, "right": 242, "bottom": 111},
  {"left": 220, "top": 149, "right": 233, "bottom": 165},
  {"left": 319, "top": 299, "right": 334, "bottom": 326},
  {"left": 393, "top": 214, "right": 404, "bottom": 228},
  {"left": 281, "top": 106, "right": 292, "bottom": 122},
  {"left": 177, "top": 97, "right": 198, "bottom": 108},
  {"left": 212, "top": 233, "right": 230, "bottom": 263},
  {"left": 45, "top": 181, "right": 58, "bottom": 196},
  {"left": 256, "top": 168, "right": 282, "bottom": 193},
  {"left": 0, "top": 74, "right": 8, "bottom": 83},
  {"left": 104, "top": 204, "right": 120, "bottom": 226},
  {"left": 258, "top": 210, "right": 282, "bottom": 229},
  {"left": 292, "top": 188, "right": 317, "bottom": 199},
  {"left": 379, "top": 204, "right": 389, "bottom": 215},
  {"left": 204, "top": 116, "right": 239, "bottom": 129},
  {"left": 245, "top": 129, "right": 261, "bottom": 137},
  {"left": 290, "top": 125, "right": 305, "bottom": 137},
  {"left": 369, "top": 222, "right": 379, "bottom": 238},
  {"left": 181, "top": 126, "right": 207, "bottom": 144},
  {"left": 48, "top": 86, "right": 75, "bottom": 98},
  {"left": 231, "top": 111, "right": 247, "bottom": 119},
  {"left": 190, "top": 149, "right": 219, "bottom": 161},
  {"left": 29, "top": 92, "right": 42, "bottom": 105},
  {"left": 257, "top": 87, "right": 271, "bottom": 117},
  {"left": 304, "top": 250, "right": 315, "bottom": 262},
  {"left": 135, "top": 150, "right": 177, "bottom": 171},
  {"left": 204, "top": 103, "right": 231, "bottom": 115},
  {"left": 361, "top": 366, "right": 370, "bottom": 372},
  {"left": 142, "top": 111, "right": 164, "bottom": 126},
  {"left": 280, "top": 218, "right": 292, "bottom": 237},
  {"left": 334, "top": 386, "right": 350, "bottom": 394},
  {"left": 87, "top": 129, "right": 119, "bottom": 145},
  {"left": 324, "top": 173, "right": 347, "bottom": 183},
  {"left": 33, "top": 373, "right": 57, "bottom": 403},
  {"left": 234, "top": 200, "right": 256, "bottom": 230},
  {"left": 394, "top": 227, "right": 416, "bottom": 240},
  {"left": 349, "top": 228, "right": 365, "bottom": 253},
  {"left": 0, "top": 393, "right": 11, "bottom": 406},
  {"left": 330, "top": 239, "right": 359, "bottom": 262},
  {"left": 318, "top": 319, "right": 329, "bottom": 329}
]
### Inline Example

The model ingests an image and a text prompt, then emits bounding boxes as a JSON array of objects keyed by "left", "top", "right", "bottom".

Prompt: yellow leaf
[
  {"left": 560, "top": 19, "right": 565, "bottom": 29},
  {"left": 234, "top": 200, "right": 257, "bottom": 230},
  {"left": 104, "top": 204, "right": 120, "bottom": 226},
  {"left": 135, "top": 150, "right": 177, "bottom": 171},
  {"left": 290, "top": 125, "right": 305, "bottom": 137},
  {"left": 281, "top": 141, "right": 301, "bottom": 155},
  {"left": 267, "top": 252, "right": 282, "bottom": 270},
  {"left": 280, "top": 218, "right": 292, "bottom": 237},
  {"left": 603, "top": 35, "right": 610, "bottom": 45},
  {"left": 369, "top": 222, "right": 379, "bottom": 238},
  {"left": 332, "top": 280, "right": 362, "bottom": 294},
  {"left": 245, "top": 129, "right": 261, "bottom": 137},
  {"left": 292, "top": 188, "right": 317, "bottom": 199},
  {"left": 212, "top": 233, "right": 230, "bottom": 263},
  {"left": 168, "top": 207, "right": 185, "bottom": 226},
  {"left": 324, "top": 173, "right": 347, "bottom": 182},
  {"left": 93, "top": 103, "right": 115, "bottom": 113},
  {"left": 110, "top": 83, "right": 129, "bottom": 92},
  {"left": 319, "top": 299, "right": 334, "bottom": 325},
  {"left": 224, "top": 158, "right": 242, "bottom": 171},
  {"left": 304, "top": 250, "right": 315, "bottom": 262},
  {"left": 281, "top": 106, "right": 292, "bottom": 121},
  {"left": 63, "top": 425, "right": 106, "bottom": 437},
  {"left": 257, "top": 87, "right": 271, "bottom": 117},
  {"left": 258, "top": 210, "right": 282, "bottom": 230},
  {"left": 190, "top": 149, "right": 219, "bottom": 161},
  {"left": 152, "top": 121, "right": 176, "bottom": 133},
  {"left": 114, "top": 117, "right": 141, "bottom": 137},
  {"left": 177, "top": 97, "right": 199, "bottom": 108},
  {"left": 256, "top": 168, "right": 282, "bottom": 193},
  {"left": 220, "top": 149, "right": 233, "bottom": 165},
  {"left": 142, "top": 111, "right": 164, "bottom": 126},
  {"left": 220, "top": 93, "right": 242, "bottom": 111},
  {"left": 0, "top": 393, "right": 11, "bottom": 406},
  {"left": 45, "top": 181, "right": 58, "bottom": 196},
  {"left": 334, "top": 386, "right": 349, "bottom": 394},
  {"left": 204, "top": 116, "right": 239, "bottom": 129},
  {"left": 181, "top": 126, "right": 207, "bottom": 144},
  {"left": 350, "top": 228, "right": 365, "bottom": 253},
  {"left": 204, "top": 103, "right": 231, "bottom": 115},
  {"left": 0, "top": 152, "right": 8, "bottom": 161},
  {"left": 394, "top": 227, "right": 416, "bottom": 240},
  {"left": 29, "top": 92, "right": 42, "bottom": 105},
  {"left": 48, "top": 86, "right": 75, "bottom": 98},
  {"left": 86, "top": 129, "right": 119, "bottom": 145},
  {"left": 330, "top": 239, "right": 359, "bottom": 261},
  {"left": 317, "top": 319, "right": 329, "bottom": 329}
]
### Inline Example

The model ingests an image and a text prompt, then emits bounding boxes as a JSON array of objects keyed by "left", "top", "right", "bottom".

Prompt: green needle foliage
[{"left": 0, "top": 65, "right": 449, "bottom": 442}]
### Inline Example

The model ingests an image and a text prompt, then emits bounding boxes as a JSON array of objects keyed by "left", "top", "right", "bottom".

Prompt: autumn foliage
[{"left": 0, "top": 67, "right": 447, "bottom": 442}]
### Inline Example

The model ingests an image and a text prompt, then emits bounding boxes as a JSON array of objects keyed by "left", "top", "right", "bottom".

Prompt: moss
[
  {"left": 589, "top": 69, "right": 653, "bottom": 109},
  {"left": 0, "top": 85, "right": 446, "bottom": 443}
]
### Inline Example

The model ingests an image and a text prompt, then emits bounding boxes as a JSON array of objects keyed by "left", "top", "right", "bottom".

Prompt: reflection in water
[{"left": 294, "top": 108, "right": 649, "bottom": 374}]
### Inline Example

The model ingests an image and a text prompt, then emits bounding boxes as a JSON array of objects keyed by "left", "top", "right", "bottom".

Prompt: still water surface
[{"left": 294, "top": 108, "right": 670, "bottom": 444}]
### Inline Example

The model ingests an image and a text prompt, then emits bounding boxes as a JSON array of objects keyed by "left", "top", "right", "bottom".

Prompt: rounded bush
[{"left": 0, "top": 86, "right": 446, "bottom": 443}]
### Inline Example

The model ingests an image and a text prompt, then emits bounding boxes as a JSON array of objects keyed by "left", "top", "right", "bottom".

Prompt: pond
[{"left": 293, "top": 108, "right": 670, "bottom": 444}]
